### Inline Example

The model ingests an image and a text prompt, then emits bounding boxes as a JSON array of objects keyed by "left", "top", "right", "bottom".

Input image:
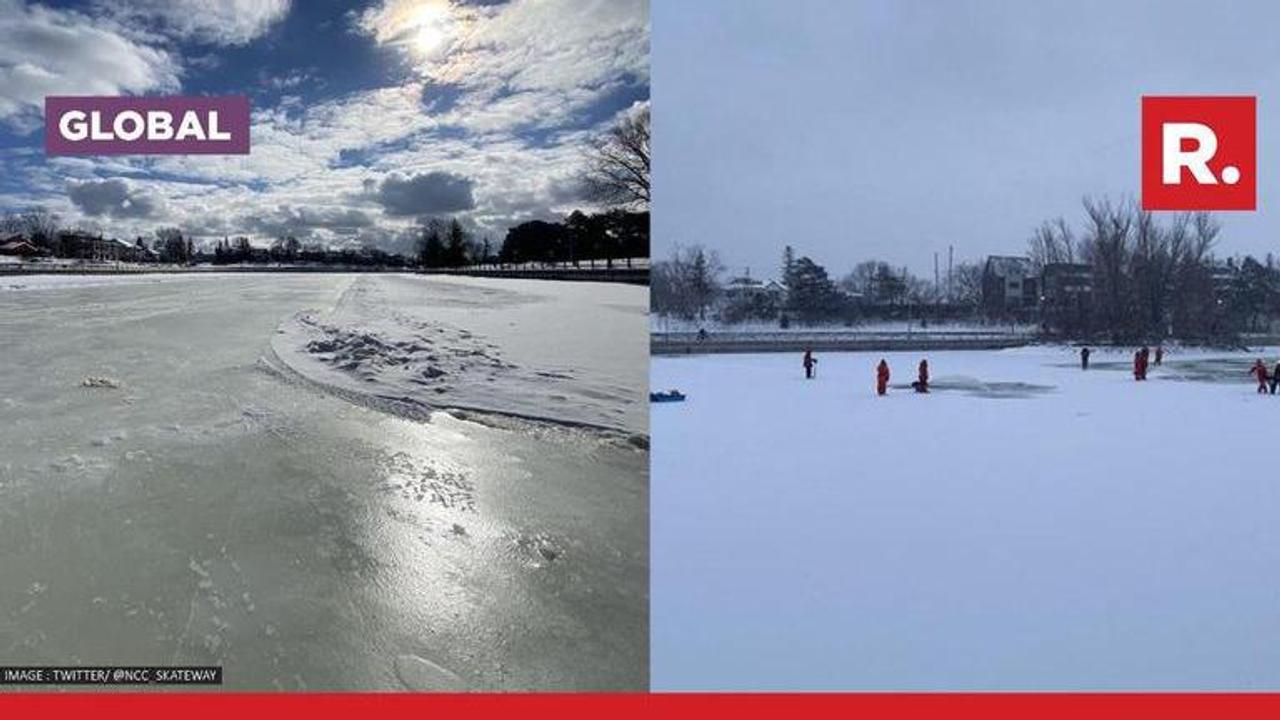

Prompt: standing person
[
  {"left": 1080, "top": 346, "right": 1091, "bottom": 370},
  {"left": 1271, "top": 360, "right": 1280, "bottom": 395},
  {"left": 912, "top": 359, "right": 930, "bottom": 393},
  {"left": 1139, "top": 346, "right": 1150, "bottom": 380},
  {"left": 1250, "top": 359, "right": 1269, "bottom": 394},
  {"left": 1133, "top": 349, "right": 1143, "bottom": 381},
  {"left": 803, "top": 349, "right": 817, "bottom": 380},
  {"left": 876, "top": 359, "right": 890, "bottom": 396},
  {"left": 1154, "top": 345, "right": 1164, "bottom": 366}
]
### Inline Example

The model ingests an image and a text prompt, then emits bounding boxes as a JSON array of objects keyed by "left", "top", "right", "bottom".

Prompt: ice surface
[
  {"left": 652, "top": 345, "right": 1280, "bottom": 689},
  {"left": 0, "top": 273, "right": 647, "bottom": 690}
]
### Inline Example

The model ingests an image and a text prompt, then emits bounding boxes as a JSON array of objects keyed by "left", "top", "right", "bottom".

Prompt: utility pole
[{"left": 948, "top": 245, "right": 954, "bottom": 301}]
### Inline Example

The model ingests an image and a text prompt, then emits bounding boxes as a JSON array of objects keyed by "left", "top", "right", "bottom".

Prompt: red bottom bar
[{"left": 4, "top": 693, "right": 1280, "bottom": 719}]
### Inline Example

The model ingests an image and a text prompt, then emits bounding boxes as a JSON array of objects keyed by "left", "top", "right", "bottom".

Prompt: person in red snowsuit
[
  {"left": 1250, "top": 359, "right": 1269, "bottom": 393},
  {"left": 802, "top": 349, "right": 816, "bottom": 379},
  {"left": 912, "top": 359, "right": 929, "bottom": 393},
  {"left": 876, "top": 359, "right": 890, "bottom": 396},
  {"left": 1134, "top": 347, "right": 1149, "bottom": 381}
]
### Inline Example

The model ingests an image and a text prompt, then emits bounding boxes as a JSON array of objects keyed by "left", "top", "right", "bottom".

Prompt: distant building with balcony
[{"left": 1041, "top": 263, "right": 1093, "bottom": 303}]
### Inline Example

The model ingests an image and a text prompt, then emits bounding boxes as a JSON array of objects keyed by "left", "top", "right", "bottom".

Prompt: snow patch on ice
[
  {"left": 378, "top": 451, "right": 475, "bottom": 512},
  {"left": 268, "top": 275, "right": 645, "bottom": 435}
]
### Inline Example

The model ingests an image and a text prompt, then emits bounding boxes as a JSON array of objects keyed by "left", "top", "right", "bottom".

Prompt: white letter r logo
[{"left": 1163, "top": 122, "right": 1238, "bottom": 185}]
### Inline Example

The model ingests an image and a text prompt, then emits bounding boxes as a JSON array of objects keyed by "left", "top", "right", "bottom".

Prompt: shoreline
[{"left": 0, "top": 264, "right": 649, "bottom": 285}]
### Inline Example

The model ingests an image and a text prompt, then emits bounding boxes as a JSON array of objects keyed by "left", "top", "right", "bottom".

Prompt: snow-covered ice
[
  {"left": 271, "top": 274, "right": 647, "bottom": 436},
  {"left": 652, "top": 345, "right": 1280, "bottom": 689},
  {"left": 0, "top": 271, "right": 253, "bottom": 293},
  {"left": 0, "top": 273, "right": 647, "bottom": 690}
]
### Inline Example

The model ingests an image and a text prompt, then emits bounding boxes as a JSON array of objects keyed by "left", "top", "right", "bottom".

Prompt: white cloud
[
  {"left": 359, "top": 0, "right": 649, "bottom": 133},
  {"left": 0, "top": 0, "right": 180, "bottom": 126},
  {"left": 94, "top": 0, "right": 292, "bottom": 47},
  {"left": 431, "top": 0, "right": 648, "bottom": 93},
  {"left": 356, "top": 0, "right": 459, "bottom": 51},
  {"left": 4, "top": 0, "right": 646, "bottom": 250}
]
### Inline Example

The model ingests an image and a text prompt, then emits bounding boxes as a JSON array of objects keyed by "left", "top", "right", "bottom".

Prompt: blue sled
[{"left": 650, "top": 390, "right": 686, "bottom": 403}]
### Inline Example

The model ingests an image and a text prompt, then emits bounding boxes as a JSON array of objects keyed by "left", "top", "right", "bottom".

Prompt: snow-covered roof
[
  {"left": 985, "top": 255, "right": 1033, "bottom": 278},
  {"left": 0, "top": 239, "right": 40, "bottom": 253}
]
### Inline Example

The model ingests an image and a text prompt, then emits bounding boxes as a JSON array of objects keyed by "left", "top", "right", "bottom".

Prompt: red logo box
[{"left": 1141, "top": 95, "right": 1255, "bottom": 210}]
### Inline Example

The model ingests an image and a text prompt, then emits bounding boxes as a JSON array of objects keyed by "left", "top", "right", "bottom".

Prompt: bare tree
[
  {"left": 1079, "top": 196, "right": 1136, "bottom": 340},
  {"left": 585, "top": 105, "right": 650, "bottom": 208},
  {"left": 1169, "top": 212, "right": 1220, "bottom": 338},
  {"left": 155, "top": 227, "right": 188, "bottom": 264},
  {"left": 1027, "top": 217, "right": 1075, "bottom": 270},
  {"left": 651, "top": 244, "right": 723, "bottom": 321},
  {"left": 3, "top": 208, "right": 61, "bottom": 251},
  {"left": 951, "top": 261, "right": 984, "bottom": 306},
  {"left": 0, "top": 211, "right": 19, "bottom": 237}
]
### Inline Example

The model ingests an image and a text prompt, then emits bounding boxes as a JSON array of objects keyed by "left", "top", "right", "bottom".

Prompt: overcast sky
[
  {"left": 653, "top": 0, "right": 1280, "bottom": 281},
  {"left": 0, "top": 0, "right": 648, "bottom": 251}
]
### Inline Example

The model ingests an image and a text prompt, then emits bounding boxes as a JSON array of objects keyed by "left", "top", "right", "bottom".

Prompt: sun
[
  {"left": 414, "top": 23, "right": 446, "bottom": 55},
  {"left": 407, "top": 3, "right": 452, "bottom": 57}
]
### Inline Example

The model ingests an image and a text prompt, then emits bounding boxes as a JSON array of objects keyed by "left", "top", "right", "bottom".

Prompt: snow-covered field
[
  {"left": 652, "top": 345, "right": 1280, "bottom": 689},
  {"left": 0, "top": 273, "right": 647, "bottom": 690}
]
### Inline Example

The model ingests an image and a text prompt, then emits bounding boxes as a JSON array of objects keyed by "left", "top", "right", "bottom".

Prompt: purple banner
[{"left": 44, "top": 96, "right": 250, "bottom": 156}]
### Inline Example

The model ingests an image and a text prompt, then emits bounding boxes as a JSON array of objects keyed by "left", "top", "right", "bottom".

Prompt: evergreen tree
[
  {"left": 418, "top": 220, "right": 447, "bottom": 268},
  {"left": 787, "top": 256, "right": 839, "bottom": 323},
  {"left": 690, "top": 247, "right": 720, "bottom": 320},
  {"left": 445, "top": 218, "right": 469, "bottom": 267}
]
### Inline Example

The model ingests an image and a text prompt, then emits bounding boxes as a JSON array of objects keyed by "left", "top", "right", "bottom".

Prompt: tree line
[
  {"left": 654, "top": 196, "right": 1280, "bottom": 342},
  {"left": 654, "top": 244, "right": 983, "bottom": 327}
]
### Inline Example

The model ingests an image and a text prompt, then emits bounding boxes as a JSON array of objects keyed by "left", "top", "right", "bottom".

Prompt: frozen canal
[
  {"left": 653, "top": 346, "right": 1280, "bottom": 690},
  {"left": 0, "top": 273, "right": 647, "bottom": 690}
]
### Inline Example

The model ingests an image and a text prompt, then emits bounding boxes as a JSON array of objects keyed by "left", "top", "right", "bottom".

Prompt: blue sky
[
  {"left": 0, "top": 0, "right": 649, "bottom": 250},
  {"left": 653, "top": 0, "right": 1280, "bottom": 280}
]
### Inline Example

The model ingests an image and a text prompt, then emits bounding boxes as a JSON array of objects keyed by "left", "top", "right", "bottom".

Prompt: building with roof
[{"left": 982, "top": 255, "right": 1038, "bottom": 313}]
